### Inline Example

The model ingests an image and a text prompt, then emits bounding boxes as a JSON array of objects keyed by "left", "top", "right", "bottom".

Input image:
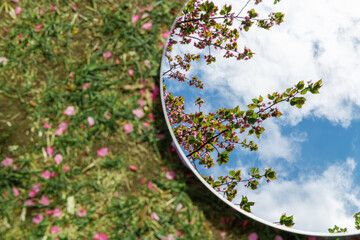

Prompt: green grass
[{"left": 0, "top": 0, "right": 359, "bottom": 239}]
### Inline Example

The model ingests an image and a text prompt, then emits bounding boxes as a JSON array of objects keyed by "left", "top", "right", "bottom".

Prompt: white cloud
[{"left": 236, "top": 158, "right": 360, "bottom": 233}]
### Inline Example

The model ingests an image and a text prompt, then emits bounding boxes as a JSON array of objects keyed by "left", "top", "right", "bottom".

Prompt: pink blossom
[
  {"left": 129, "top": 165, "right": 137, "bottom": 171},
  {"left": 54, "top": 154, "right": 63, "bottom": 165},
  {"left": 39, "top": 8, "right": 44, "bottom": 15},
  {"left": 151, "top": 212, "right": 160, "bottom": 221},
  {"left": 77, "top": 208, "right": 87, "bottom": 218},
  {"left": 11, "top": 0, "right": 19, "bottom": 3},
  {"left": 146, "top": 6, "right": 153, "bottom": 11},
  {"left": 176, "top": 203, "right": 182, "bottom": 212},
  {"left": 275, "top": 236, "right": 283, "bottom": 240},
  {"left": 69, "top": 72, "right": 74, "bottom": 78},
  {"left": 93, "top": 233, "right": 108, "bottom": 240},
  {"left": 115, "top": 59, "right": 120, "bottom": 65},
  {"left": 46, "top": 146, "right": 54, "bottom": 156},
  {"left": 104, "top": 113, "right": 111, "bottom": 119},
  {"left": 42, "top": 170, "right": 51, "bottom": 180},
  {"left": 46, "top": 210, "right": 54, "bottom": 215},
  {"left": 148, "top": 114, "right": 155, "bottom": 120},
  {"left": 124, "top": 123, "right": 133, "bottom": 133},
  {"left": 40, "top": 196, "right": 50, "bottom": 206},
  {"left": 72, "top": 5, "right": 78, "bottom": 11},
  {"left": 55, "top": 128, "right": 63, "bottom": 136},
  {"left": 0, "top": 57, "right": 7, "bottom": 65},
  {"left": 150, "top": 85, "right": 160, "bottom": 99},
  {"left": 248, "top": 232, "right": 258, "bottom": 240},
  {"left": 51, "top": 6, "right": 57, "bottom": 11},
  {"left": 141, "top": 178, "right": 146, "bottom": 184},
  {"left": 144, "top": 60, "right": 151, "bottom": 67},
  {"left": 51, "top": 225, "right": 60, "bottom": 234},
  {"left": 141, "top": 13, "right": 149, "bottom": 19},
  {"left": 132, "top": 14, "right": 140, "bottom": 23},
  {"left": 43, "top": 123, "right": 50, "bottom": 129},
  {"left": 18, "top": 33, "right": 22, "bottom": 38},
  {"left": 128, "top": 69, "right": 134, "bottom": 77},
  {"left": 13, "top": 187, "right": 20, "bottom": 197},
  {"left": 162, "top": 30, "right": 170, "bottom": 39},
  {"left": 29, "top": 189, "right": 38, "bottom": 198},
  {"left": 132, "top": 109, "right": 144, "bottom": 118},
  {"left": 138, "top": 99, "right": 145, "bottom": 107},
  {"left": 158, "top": 43, "right": 164, "bottom": 48},
  {"left": 97, "top": 148, "right": 108, "bottom": 157},
  {"left": 36, "top": 24, "right": 44, "bottom": 30},
  {"left": 15, "top": 7, "right": 22, "bottom": 15},
  {"left": 64, "top": 106, "right": 76, "bottom": 116},
  {"left": 148, "top": 181, "right": 153, "bottom": 189},
  {"left": 33, "top": 214, "right": 43, "bottom": 225},
  {"left": 102, "top": 51, "right": 112, "bottom": 59},
  {"left": 165, "top": 171, "right": 175, "bottom": 180},
  {"left": 53, "top": 208, "right": 62, "bottom": 217},
  {"left": 81, "top": 83, "right": 90, "bottom": 90},
  {"left": 87, "top": 116, "right": 94, "bottom": 127},
  {"left": 176, "top": 231, "right": 183, "bottom": 237},
  {"left": 2, "top": 157, "right": 13, "bottom": 167},
  {"left": 25, "top": 200, "right": 35, "bottom": 206},
  {"left": 63, "top": 165, "right": 69, "bottom": 173},
  {"left": 142, "top": 121, "right": 150, "bottom": 129},
  {"left": 139, "top": 8, "right": 145, "bottom": 13},
  {"left": 142, "top": 21, "right": 152, "bottom": 30}
]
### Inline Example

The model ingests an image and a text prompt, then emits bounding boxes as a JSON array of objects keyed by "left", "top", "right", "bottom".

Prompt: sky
[{"left": 162, "top": 0, "right": 360, "bottom": 234}]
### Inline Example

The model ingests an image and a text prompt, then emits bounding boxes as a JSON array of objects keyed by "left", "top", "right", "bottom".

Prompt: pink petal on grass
[
  {"left": 33, "top": 214, "right": 44, "bottom": 225},
  {"left": 40, "top": 196, "right": 50, "bottom": 206},
  {"left": 54, "top": 154, "right": 63, "bottom": 165},
  {"left": 80, "top": 83, "right": 90, "bottom": 90},
  {"left": 36, "top": 24, "right": 44, "bottom": 30},
  {"left": 69, "top": 72, "right": 74, "bottom": 78},
  {"left": 43, "top": 123, "right": 50, "bottom": 129},
  {"left": 55, "top": 128, "right": 63, "bottom": 136},
  {"left": 64, "top": 106, "right": 76, "bottom": 116},
  {"left": 53, "top": 208, "right": 62, "bottom": 217},
  {"left": 102, "top": 51, "right": 112, "bottom": 59},
  {"left": 165, "top": 171, "right": 175, "bottom": 180},
  {"left": 13, "top": 187, "right": 20, "bottom": 197},
  {"left": 72, "top": 5, "right": 78, "bottom": 11},
  {"left": 146, "top": 6, "right": 153, "bottom": 11},
  {"left": 46, "top": 210, "right": 54, "bottom": 215},
  {"left": 142, "top": 20, "right": 152, "bottom": 30},
  {"left": 162, "top": 30, "right": 170, "bottom": 39},
  {"left": 51, "top": 225, "right": 60, "bottom": 234},
  {"left": 39, "top": 8, "right": 44, "bottom": 15},
  {"left": 148, "top": 181, "right": 153, "bottom": 189},
  {"left": 11, "top": 0, "right": 19, "bottom": 3},
  {"left": 129, "top": 165, "right": 137, "bottom": 171},
  {"left": 29, "top": 190, "right": 38, "bottom": 198},
  {"left": 138, "top": 99, "right": 145, "bottom": 107},
  {"left": 51, "top": 6, "right": 57, "bottom": 11},
  {"left": 176, "top": 203, "right": 182, "bottom": 212},
  {"left": 2, "top": 157, "right": 13, "bottom": 167},
  {"left": 128, "top": 69, "right": 134, "bottom": 77},
  {"left": 132, "top": 109, "right": 144, "bottom": 118},
  {"left": 148, "top": 114, "right": 155, "bottom": 120},
  {"left": 42, "top": 170, "right": 51, "bottom": 180},
  {"left": 15, "top": 7, "right": 22, "bottom": 15},
  {"left": 151, "top": 212, "right": 160, "bottom": 221},
  {"left": 123, "top": 123, "right": 133, "bottom": 134},
  {"left": 97, "top": 148, "right": 108, "bottom": 157},
  {"left": 248, "top": 232, "right": 258, "bottom": 240},
  {"left": 63, "top": 165, "right": 69, "bottom": 173},
  {"left": 144, "top": 60, "right": 151, "bottom": 67},
  {"left": 87, "top": 116, "right": 94, "bottom": 127},
  {"left": 46, "top": 146, "right": 54, "bottom": 156},
  {"left": 0, "top": 57, "right": 8, "bottom": 65},
  {"left": 77, "top": 208, "right": 87, "bottom": 218},
  {"left": 132, "top": 14, "right": 140, "bottom": 23},
  {"left": 25, "top": 200, "right": 35, "bottom": 206},
  {"left": 156, "top": 134, "right": 165, "bottom": 139},
  {"left": 93, "top": 233, "right": 108, "bottom": 240}
]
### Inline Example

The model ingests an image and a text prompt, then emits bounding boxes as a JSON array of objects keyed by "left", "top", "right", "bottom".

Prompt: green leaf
[{"left": 296, "top": 80, "right": 304, "bottom": 90}]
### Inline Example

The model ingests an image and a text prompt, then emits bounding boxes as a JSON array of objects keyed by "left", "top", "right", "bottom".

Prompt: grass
[{"left": 0, "top": 0, "right": 359, "bottom": 239}]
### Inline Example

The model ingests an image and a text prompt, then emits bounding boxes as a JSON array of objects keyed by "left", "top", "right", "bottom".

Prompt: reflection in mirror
[{"left": 161, "top": 0, "right": 360, "bottom": 235}]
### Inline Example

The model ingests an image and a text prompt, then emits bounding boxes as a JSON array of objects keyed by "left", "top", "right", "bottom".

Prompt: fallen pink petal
[
  {"left": 25, "top": 200, "right": 35, "bottom": 206},
  {"left": 132, "top": 109, "right": 144, "bottom": 118},
  {"left": 53, "top": 208, "right": 62, "bottom": 218},
  {"left": 87, "top": 116, "right": 95, "bottom": 127},
  {"left": 2, "top": 157, "right": 13, "bottom": 167},
  {"left": 151, "top": 212, "right": 160, "bottom": 221},
  {"left": 41, "top": 170, "right": 51, "bottom": 180},
  {"left": 13, "top": 187, "right": 19, "bottom": 197},
  {"left": 132, "top": 14, "right": 140, "bottom": 23},
  {"left": 156, "top": 134, "right": 165, "bottom": 138},
  {"left": 248, "top": 232, "right": 258, "bottom": 240},
  {"left": 40, "top": 196, "right": 50, "bottom": 206},
  {"left": 97, "top": 148, "right": 108, "bottom": 157},
  {"left": 176, "top": 203, "right": 182, "bottom": 212},
  {"left": 54, "top": 154, "right": 63, "bottom": 165},
  {"left": 64, "top": 106, "right": 76, "bottom": 116},
  {"left": 15, "top": 7, "right": 22, "bottom": 15},
  {"left": 77, "top": 208, "right": 87, "bottom": 218},
  {"left": 80, "top": 83, "right": 90, "bottom": 90},
  {"left": 128, "top": 69, "right": 134, "bottom": 77},
  {"left": 51, "top": 6, "right": 57, "bottom": 11},
  {"left": 93, "top": 233, "right": 108, "bottom": 240},
  {"left": 46, "top": 210, "right": 54, "bottom": 215},
  {"left": 50, "top": 225, "right": 60, "bottom": 234},
  {"left": 43, "top": 123, "right": 50, "bottom": 129},
  {"left": 142, "top": 21, "right": 152, "bottom": 30},
  {"left": 39, "top": 8, "right": 44, "bottom": 15},
  {"left": 63, "top": 165, "right": 69, "bottom": 173},
  {"left": 165, "top": 171, "right": 176, "bottom": 180},
  {"left": 144, "top": 60, "right": 151, "bottom": 67},
  {"left": 102, "top": 51, "right": 112, "bottom": 59},
  {"left": 162, "top": 30, "right": 170, "bottom": 39},
  {"left": 123, "top": 123, "right": 133, "bottom": 133},
  {"left": 69, "top": 72, "right": 74, "bottom": 78},
  {"left": 0, "top": 57, "right": 7, "bottom": 65},
  {"left": 138, "top": 99, "right": 145, "bottom": 107},
  {"left": 129, "top": 165, "right": 138, "bottom": 171},
  {"left": 46, "top": 146, "right": 54, "bottom": 156},
  {"left": 32, "top": 214, "right": 43, "bottom": 225}
]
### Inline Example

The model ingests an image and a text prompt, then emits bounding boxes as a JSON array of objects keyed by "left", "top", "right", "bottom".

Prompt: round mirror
[{"left": 161, "top": 0, "right": 360, "bottom": 236}]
